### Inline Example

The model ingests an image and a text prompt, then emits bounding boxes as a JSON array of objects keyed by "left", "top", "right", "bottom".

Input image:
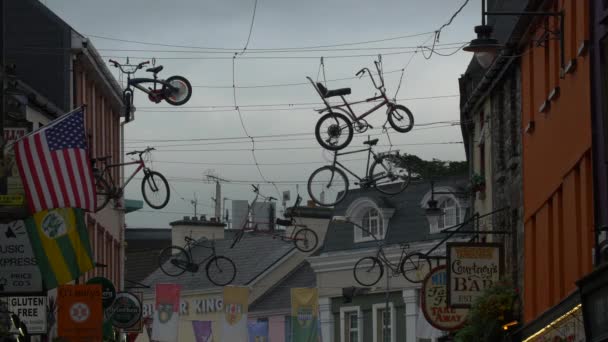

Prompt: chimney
[{"left": 170, "top": 215, "right": 226, "bottom": 245}]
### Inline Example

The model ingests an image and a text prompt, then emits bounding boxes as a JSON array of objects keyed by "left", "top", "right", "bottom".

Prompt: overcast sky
[{"left": 45, "top": 0, "right": 480, "bottom": 228}]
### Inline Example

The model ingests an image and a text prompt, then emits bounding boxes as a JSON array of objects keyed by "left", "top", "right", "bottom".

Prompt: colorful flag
[
  {"left": 14, "top": 108, "right": 97, "bottom": 213},
  {"left": 152, "top": 284, "right": 181, "bottom": 342},
  {"left": 192, "top": 320, "right": 212, "bottom": 342},
  {"left": 222, "top": 286, "right": 249, "bottom": 341},
  {"left": 24, "top": 208, "right": 94, "bottom": 289},
  {"left": 248, "top": 320, "right": 269, "bottom": 342},
  {"left": 57, "top": 284, "right": 103, "bottom": 340},
  {"left": 291, "top": 288, "right": 319, "bottom": 342}
]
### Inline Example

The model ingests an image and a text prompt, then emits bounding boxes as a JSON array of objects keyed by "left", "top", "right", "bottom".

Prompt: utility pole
[
  {"left": 190, "top": 193, "right": 198, "bottom": 217},
  {"left": 205, "top": 170, "right": 230, "bottom": 220}
]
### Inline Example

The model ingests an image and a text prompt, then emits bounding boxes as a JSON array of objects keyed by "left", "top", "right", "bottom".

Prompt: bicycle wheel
[
  {"left": 94, "top": 174, "right": 112, "bottom": 212},
  {"left": 163, "top": 76, "right": 192, "bottom": 106},
  {"left": 141, "top": 171, "right": 170, "bottom": 209},
  {"left": 400, "top": 252, "right": 432, "bottom": 283},
  {"left": 315, "top": 112, "right": 354, "bottom": 151},
  {"left": 294, "top": 228, "right": 319, "bottom": 252},
  {"left": 387, "top": 104, "right": 414, "bottom": 133},
  {"left": 206, "top": 256, "right": 237, "bottom": 286},
  {"left": 369, "top": 154, "right": 412, "bottom": 195},
  {"left": 307, "top": 166, "right": 349, "bottom": 207},
  {"left": 353, "top": 256, "right": 384, "bottom": 287},
  {"left": 158, "top": 246, "right": 191, "bottom": 277}
]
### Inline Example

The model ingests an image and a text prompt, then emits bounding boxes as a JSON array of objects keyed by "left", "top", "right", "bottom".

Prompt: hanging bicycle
[
  {"left": 92, "top": 147, "right": 170, "bottom": 211},
  {"left": 109, "top": 59, "right": 192, "bottom": 118},
  {"left": 307, "top": 137, "right": 412, "bottom": 207},
  {"left": 230, "top": 186, "right": 319, "bottom": 252},
  {"left": 158, "top": 235, "right": 236, "bottom": 286},
  {"left": 307, "top": 60, "right": 414, "bottom": 151}
]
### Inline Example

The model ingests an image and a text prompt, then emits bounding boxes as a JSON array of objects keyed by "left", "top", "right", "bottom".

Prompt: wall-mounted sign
[
  {"left": 109, "top": 292, "right": 142, "bottom": 329},
  {"left": 3, "top": 127, "right": 30, "bottom": 198},
  {"left": 6, "top": 296, "right": 47, "bottom": 334},
  {"left": 86, "top": 277, "right": 116, "bottom": 310},
  {"left": 446, "top": 242, "right": 504, "bottom": 308},
  {"left": 0, "top": 220, "right": 43, "bottom": 294},
  {"left": 57, "top": 284, "right": 103, "bottom": 340},
  {"left": 421, "top": 265, "right": 469, "bottom": 331},
  {"left": 122, "top": 292, "right": 144, "bottom": 333}
]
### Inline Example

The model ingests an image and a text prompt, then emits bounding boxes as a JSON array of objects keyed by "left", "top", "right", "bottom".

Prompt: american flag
[{"left": 14, "top": 108, "right": 96, "bottom": 213}]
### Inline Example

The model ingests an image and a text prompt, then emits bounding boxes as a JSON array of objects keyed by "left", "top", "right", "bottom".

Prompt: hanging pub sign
[
  {"left": 421, "top": 265, "right": 469, "bottom": 331},
  {"left": 446, "top": 242, "right": 503, "bottom": 308},
  {"left": 109, "top": 292, "right": 143, "bottom": 330}
]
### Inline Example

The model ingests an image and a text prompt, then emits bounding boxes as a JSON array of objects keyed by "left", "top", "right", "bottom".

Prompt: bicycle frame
[
  {"left": 375, "top": 244, "right": 409, "bottom": 274},
  {"left": 97, "top": 154, "right": 149, "bottom": 193},
  {"left": 184, "top": 237, "right": 217, "bottom": 267},
  {"left": 330, "top": 146, "right": 380, "bottom": 183},
  {"left": 128, "top": 77, "right": 176, "bottom": 96}
]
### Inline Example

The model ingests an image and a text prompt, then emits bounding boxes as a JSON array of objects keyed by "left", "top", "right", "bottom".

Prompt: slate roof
[
  {"left": 321, "top": 176, "right": 469, "bottom": 253},
  {"left": 141, "top": 233, "right": 295, "bottom": 293},
  {"left": 249, "top": 262, "right": 316, "bottom": 313},
  {"left": 125, "top": 228, "right": 172, "bottom": 284}
]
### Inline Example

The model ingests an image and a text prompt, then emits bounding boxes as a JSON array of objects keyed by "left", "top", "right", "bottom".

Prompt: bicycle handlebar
[
  {"left": 126, "top": 147, "right": 155, "bottom": 156},
  {"left": 109, "top": 59, "right": 151, "bottom": 74}
]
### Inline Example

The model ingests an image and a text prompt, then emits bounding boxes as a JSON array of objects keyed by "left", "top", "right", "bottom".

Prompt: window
[
  {"left": 340, "top": 307, "right": 362, "bottom": 342},
  {"left": 346, "top": 197, "right": 394, "bottom": 243},
  {"left": 361, "top": 208, "right": 383, "bottom": 238},
  {"left": 372, "top": 303, "right": 396, "bottom": 342},
  {"left": 439, "top": 198, "right": 460, "bottom": 229}
]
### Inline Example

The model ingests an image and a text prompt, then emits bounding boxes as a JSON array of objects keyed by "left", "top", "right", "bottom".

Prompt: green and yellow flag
[
  {"left": 291, "top": 288, "right": 319, "bottom": 342},
  {"left": 25, "top": 208, "right": 94, "bottom": 289}
]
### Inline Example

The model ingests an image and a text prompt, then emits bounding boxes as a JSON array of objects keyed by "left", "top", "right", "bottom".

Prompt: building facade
[{"left": 308, "top": 177, "right": 470, "bottom": 342}]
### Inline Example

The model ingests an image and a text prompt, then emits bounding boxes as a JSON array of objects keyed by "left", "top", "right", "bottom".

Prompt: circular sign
[
  {"left": 70, "top": 302, "right": 91, "bottom": 323},
  {"left": 421, "top": 265, "right": 469, "bottom": 331},
  {"left": 109, "top": 292, "right": 142, "bottom": 329},
  {"left": 86, "top": 277, "right": 116, "bottom": 309}
]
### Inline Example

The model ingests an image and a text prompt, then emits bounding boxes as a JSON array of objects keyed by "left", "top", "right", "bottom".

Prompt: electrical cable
[
  {"left": 85, "top": 31, "right": 437, "bottom": 51},
  {"left": 241, "top": 0, "right": 259, "bottom": 52}
]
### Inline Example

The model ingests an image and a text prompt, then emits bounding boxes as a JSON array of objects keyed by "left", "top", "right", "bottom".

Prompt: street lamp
[
  {"left": 463, "top": 0, "right": 565, "bottom": 70},
  {"left": 424, "top": 181, "right": 468, "bottom": 228},
  {"left": 1, "top": 311, "right": 30, "bottom": 341}
]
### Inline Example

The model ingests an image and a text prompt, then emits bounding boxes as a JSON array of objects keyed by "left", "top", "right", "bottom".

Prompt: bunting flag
[
  {"left": 222, "top": 286, "right": 249, "bottom": 341},
  {"left": 291, "top": 288, "right": 319, "bottom": 342},
  {"left": 24, "top": 208, "right": 94, "bottom": 289},
  {"left": 192, "top": 320, "right": 212, "bottom": 342},
  {"left": 152, "top": 284, "right": 181, "bottom": 342},
  {"left": 248, "top": 320, "right": 269, "bottom": 342},
  {"left": 14, "top": 107, "right": 97, "bottom": 213}
]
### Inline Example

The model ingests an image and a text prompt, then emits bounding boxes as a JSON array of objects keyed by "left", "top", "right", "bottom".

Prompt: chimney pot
[{"left": 183, "top": 216, "right": 189, "bottom": 221}]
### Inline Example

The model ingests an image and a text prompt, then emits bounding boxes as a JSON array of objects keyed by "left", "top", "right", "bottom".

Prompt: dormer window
[
  {"left": 438, "top": 198, "right": 461, "bottom": 229},
  {"left": 345, "top": 197, "right": 395, "bottom": 243},
  {"left": 361, "top": 208, "right": 383, "bottom": 238}
]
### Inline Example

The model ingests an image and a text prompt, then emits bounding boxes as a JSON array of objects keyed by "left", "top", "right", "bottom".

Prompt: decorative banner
[
  {"left": 24, "top": 208, "right": 94, "bottom": 290},
  {"left": 6, "top": 296, "right": 47, "bottom": 334},
  {"left": 109, "top": 292, "right": 142, "bottom": 330},
  {"left": 0, "top": 219, "right": 43, "bottom": 293},
  {"left": 152, "top": 284, "right": 181, "bottom": 342},
  {"left": 248, "top": 320, "right": 269, "bottom": 342},
  {"left": 86, "top": 277, "right": 116, "bottom": 310},
  {"left": 192, "top": 320, "right": 213, "bottom": 342},
  {"left": 3, "top": 126, "right": 30, "bottom": 200},
  {"left": 421, "top": 265, "right": 469, "bottom": 331},
  {"left": 57, "top": 284, "right": 103, "bottom": 340},
  {"left": 446, "top": 242, "right": 503, "bottom": 308},
  {"left": 291, "top": 288, "right": 319, "bottom": 342},
  {"left": 222, "top": 286, "right": 249, "bottom": 341}
]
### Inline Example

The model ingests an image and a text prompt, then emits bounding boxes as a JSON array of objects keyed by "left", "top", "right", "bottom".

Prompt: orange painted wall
[{"left": 522, "top": 0, "right": 593, "bottom": 323}]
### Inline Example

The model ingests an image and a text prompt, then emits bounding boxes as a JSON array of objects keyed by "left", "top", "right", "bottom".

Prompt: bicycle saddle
[
  {"left": 146, "top": 65, "right": 163, "bottom": 74},
  {"left": 363, "top": 138, "right": 379, "bottom": 146},
  {"left": 316, "top": 82, "right": 351, "bottom": 98}
]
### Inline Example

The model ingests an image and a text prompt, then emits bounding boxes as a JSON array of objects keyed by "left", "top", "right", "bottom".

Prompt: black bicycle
[
  {"left": 307, "top": 137, "right": 411, "bottom": 206},
  {"left": 158, "top": 236, "right": 236, "bottom": 286},
  {"left": 308, "top": 60, "right": 414, "bottom": 151},
  {"left": 109, "top": 59, "right": 192, "bottom": 118},
  {"left": 353, "top": 243, "right": 432, "bottom": 286}
]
